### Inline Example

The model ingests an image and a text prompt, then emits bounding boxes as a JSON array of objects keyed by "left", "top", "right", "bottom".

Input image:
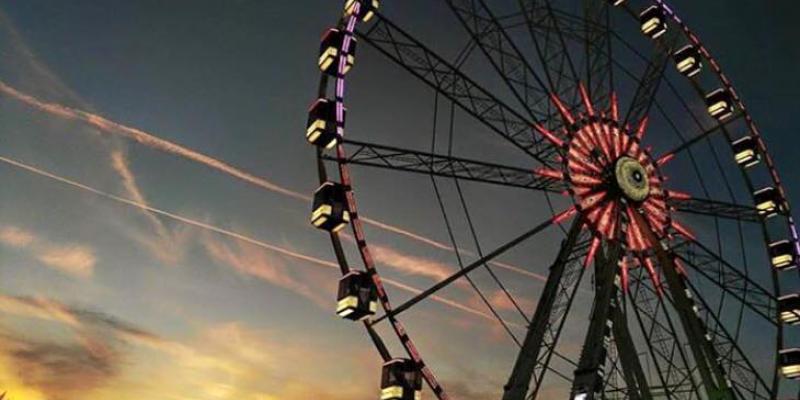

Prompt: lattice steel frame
[{"left": 311, "top": 0, "right": 800, "bottom": 399}]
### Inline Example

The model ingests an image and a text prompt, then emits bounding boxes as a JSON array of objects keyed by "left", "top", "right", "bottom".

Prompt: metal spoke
[
  {"left": 357, "top": 13, "right": 558, "bottom": 167},
  {"left": 444, "top": 0, "right": 551, "bottom": 121},
  {"left": 582, "top": 0, "right": 613, "bottom": 108},
  {"left": 370, "top": 213, "right": 563, "bottom": 325},
  {"left": 326, "top": 138, "right": 567, "bottom": 192},
  {"left": 681, "top": 279, "right": 774, "bottom": 400},
  {"left": 671, "top": 238, "right": 777, "bottom": 325},
  {"left": 627, "top": 266, "right": 702, "bottom": 399},
  {"left": 621, "top": 9, "right": 680, "bottom": 126},
  {"left": 667, "top": 197, "right": 761, "bottom": 223},
  {"left": 660, "top": 112, "right": 744, "bottom": 159}
]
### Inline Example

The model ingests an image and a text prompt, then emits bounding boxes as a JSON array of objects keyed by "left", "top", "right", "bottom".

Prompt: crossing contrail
[
  {"left": 0, "top": 80, "right": 546, "bottom": 283},
  {"left": 0, "top": 154, "right": 505, "bottom": 323}
]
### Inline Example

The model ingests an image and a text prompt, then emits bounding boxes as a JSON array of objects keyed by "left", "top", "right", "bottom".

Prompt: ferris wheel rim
[{"left": 311, "top": 1, "right": 799, "bottom": 399}]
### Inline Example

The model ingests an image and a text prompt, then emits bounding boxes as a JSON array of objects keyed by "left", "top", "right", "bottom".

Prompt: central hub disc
[{"left": 615, "top": 156, "right": 650, "bottom": 202}]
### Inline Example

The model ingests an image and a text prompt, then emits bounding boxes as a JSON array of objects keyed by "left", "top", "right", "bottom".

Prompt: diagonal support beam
[
  {"left": 671, "top": 238, "right": 777, "bottom": 324},
  {"left": 611, "top": 303, "right": 653, "bottom": 400},
  {"left": 503, "top": 220, "right": 590, "bottom": 400},
  {"left": 630, "top": 210, "right": 736, "bottom": 400},
  {"left": 571, "top": 243, "right": 624, "bottom": 399},
  {"left": 371, "top": 214, "right": 561, "bottom": 325},
  {"left": 627, "top": 266, "right": 702, "bottom": 399},
  {"left": 682, "top": 279, "right": 773, "bottom": 400}
]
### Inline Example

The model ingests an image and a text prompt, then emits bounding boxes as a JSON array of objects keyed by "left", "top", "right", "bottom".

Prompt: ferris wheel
[{"left": 306, "top": 0, "right": 800, "bottom": 399}]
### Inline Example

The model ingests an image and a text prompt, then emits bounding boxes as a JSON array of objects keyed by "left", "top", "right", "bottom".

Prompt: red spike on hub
[
  {"left": 553, "top": 206, "right": 578, "bottom": 224},
  {"left": 550, "top": 93, "right": 576, "bottom": 126},
  {"left": 584, "top": 237, "right": 601, "bottom": 267},
  {"left": 671, "top": 220, "right": 697, "bottom": 241},
  {"left": 666, "top": 190, "right": 692, "bottom": 200},
  {"left": 643, "top": 257, "right": 663, "bottom": 296},
  {"left": 620, "top": 258, "right": 630, "bottom": 293},
  {"left": 635, "top": 116, "right": 650, "bottom": 140},
  {"left": 610, "top": 92, "right": 619, "bottom": 122},
  {"left": 533, "top": 123, "right": 565, "bottom": 148},
  {"left": 674, "top": 257, "right": 688, "bottom": 276},
  {"left": 579, "top": 82, "right": 595, "bottom": 117},
  {"left": 534, "top": 167, "right": 565, "bottom": 180}
]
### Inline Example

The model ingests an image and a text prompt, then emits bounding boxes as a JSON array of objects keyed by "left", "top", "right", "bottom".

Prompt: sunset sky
[{"left": 0, "top": 1, "right": 799, "bottom": 399}]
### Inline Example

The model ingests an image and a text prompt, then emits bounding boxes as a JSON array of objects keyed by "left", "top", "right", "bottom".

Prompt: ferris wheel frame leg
[{"left": 503, "top": 220, "right": 587, "bottom": 400}]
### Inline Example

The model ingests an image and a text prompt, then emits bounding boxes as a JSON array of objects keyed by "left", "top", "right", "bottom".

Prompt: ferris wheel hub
[{"left": 614, "top": 156, "right": 650, "bottom": 202}]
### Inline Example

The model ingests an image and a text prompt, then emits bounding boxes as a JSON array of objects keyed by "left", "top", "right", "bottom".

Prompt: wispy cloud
[
  {"left": 0, "top": 80, "right": 548, "bottom": 286},
  {"left": 202, "top": 233, "right": 334, "bottom": 308},
  {"left": 35, "top": 244, "right": 97, "bottom": 278},
  {"left": 370, "top": 243, "right": 456, "bottom": 282},
  {"left": 0, "top": 225, "right": 97, "bottom": 278},
  {"left": 0, "top": 155, "right": 510, "bottom": 329},
  {"left": 0, "top": 79, "right": 307, "bottom": 202},
  {"left": 0, "top": 226, "right": 35, "bottom": 248}
]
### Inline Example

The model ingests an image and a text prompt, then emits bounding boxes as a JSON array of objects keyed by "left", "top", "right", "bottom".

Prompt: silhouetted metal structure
[{"left": 309, "top": 0, "right": 800, "bottom": 399}]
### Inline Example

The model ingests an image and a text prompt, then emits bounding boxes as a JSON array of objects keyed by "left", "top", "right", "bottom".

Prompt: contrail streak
[
  {"left": 0, "top": 80, "right": 545, "bottom": 283},
  {"left": 0, "top": 81, "right": 308, "bottom": 202},
  {"left": 0, "top": 154, "right": 503, "bottom": 323}
]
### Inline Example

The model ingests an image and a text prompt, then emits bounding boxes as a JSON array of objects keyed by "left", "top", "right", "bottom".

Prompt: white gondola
[
  {"left": 770, "top": 240, "right": 797, "bottom": 271},
  {"left": 779, "top": 294, "right": 800, "bottom": 325},
  {"left": 319, "top": 29, "right": 357, "bottom": 76},
  {"left": 380, "top": 359, "right": 422, "bottom": 400},
  {"left": 705, "top": 89, "right": 735, "bottom": 120},
  {"left": 306, "top": 98, "right": 343, "bottom": 149},
  {"left": 640, "top": 6, "right": 667, "bottom": 39},
  {"left": 780, "top": 348, "right": 800, "bottom": 379},
  {"left": 673, "top": 45, "right": 702, "bottom": 77},
  {"left": 345, "top": 0, "right": 380, "bottom": 22},
  {"left": 311, "top": 182, "right": 350, "bottom": 232},
  {"left": 336, "top": 270, "right": 378, "bottom": 321},
  {"left": 753, "top": 187, "right": 785, "bottom": 218},
  {"left": 731, "top": 136, "right": 760, "bottom": 168}
]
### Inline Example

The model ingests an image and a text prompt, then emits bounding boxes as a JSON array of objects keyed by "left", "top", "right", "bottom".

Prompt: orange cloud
[
  {"left": 370, "top": 243, "right": 456, "bottom": 282},
  {"left": 35, "top": 244, "right": 96, "bottom": 278},
  {"left": 0, "top": 80, "right": 549, "bottom": 287},
  {"left": 0, "top": 293, "right": 376, "bottom": 400},
  {"left": 0, "top": 155, "right": 506, "bottom": 326},
  {"left": 202, "top": 234, "right": 334, "bottom": 308},
  {"left": 0, "top": 294, "right": 80, "bottom": 327},
  {"left": 0, "top": 225, "right": 97, "bottom": 278},
  {"left": 110, "top": 150, "right": 194, "bottom": 265},
  {"left": 0, "top": 226, "right": 35, "bottom": 248}
]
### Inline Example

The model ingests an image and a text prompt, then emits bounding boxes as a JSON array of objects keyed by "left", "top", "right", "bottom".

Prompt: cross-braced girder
[
  {"left": 326, "top": 139, "right": 567, "bottom": 192},
  {"left": 503, "top": 220, "right": 592, "bottom": 400},
  {"left": 356, "top": 13, "right": 559, "bottom": 168}
]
